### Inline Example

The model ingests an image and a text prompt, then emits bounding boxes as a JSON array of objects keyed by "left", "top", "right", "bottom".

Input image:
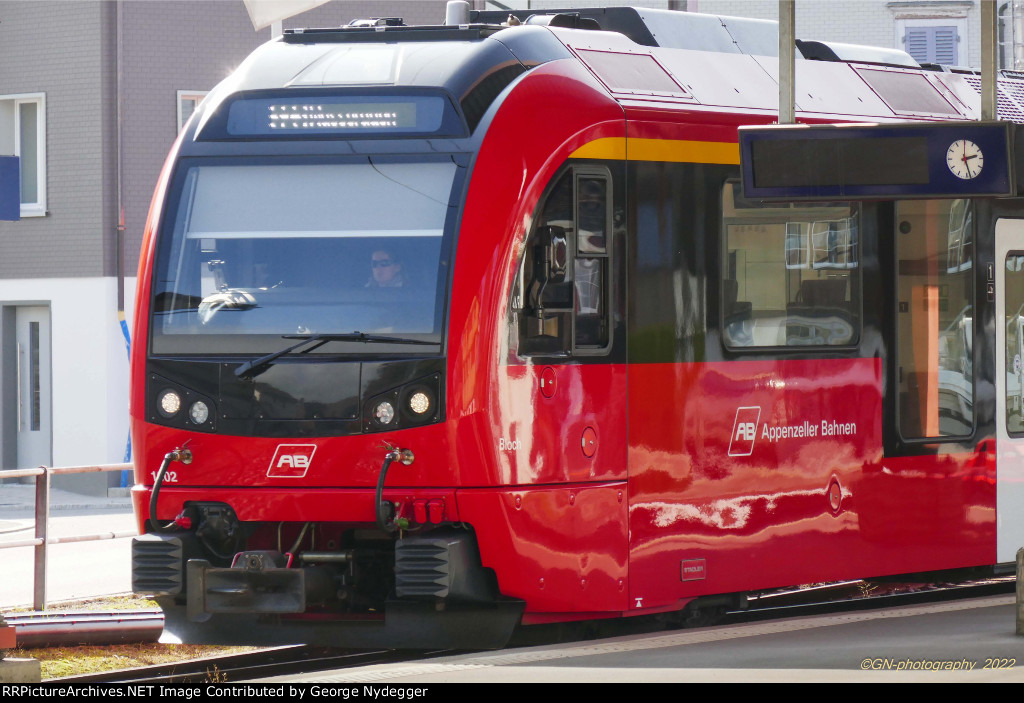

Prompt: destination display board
[
  {"left": 200, "top": 90, "right": 466, "bottom": 140},
  {"left": 230, "top": 98, "right": 439, "bottom": 136}
]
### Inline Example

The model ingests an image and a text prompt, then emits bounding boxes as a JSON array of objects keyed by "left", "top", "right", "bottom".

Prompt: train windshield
[{"left": 150, "top": 157, "right": 459, "bottom": 355}]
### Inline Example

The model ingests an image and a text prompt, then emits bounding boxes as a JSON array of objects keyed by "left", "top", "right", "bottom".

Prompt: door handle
[{"left": 16, "top": 342, "right": 23, "bottom": 431}]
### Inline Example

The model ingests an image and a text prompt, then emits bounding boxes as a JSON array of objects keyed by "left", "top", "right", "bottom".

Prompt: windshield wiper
[{"left": 235, "top": 332, "right": 436, "bottom": 379}]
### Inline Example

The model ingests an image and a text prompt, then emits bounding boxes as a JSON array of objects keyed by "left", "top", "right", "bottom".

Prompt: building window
[
  {"left": 0, "top": 93, "right": 46, "bottom": 217},
  {"left": 905, "top": 25, "right": 959, "bottom": 64},
  {"left": 895, "top": 14, "right": 967, "bottom": 66},
  {"left": 177, "top": 91, "right": 209, "bottom": 133}
]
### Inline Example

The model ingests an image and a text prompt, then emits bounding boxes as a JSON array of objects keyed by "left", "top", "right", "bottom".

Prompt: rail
[{"left": 0, "top": 463, "right": 134, "bottom": 610}]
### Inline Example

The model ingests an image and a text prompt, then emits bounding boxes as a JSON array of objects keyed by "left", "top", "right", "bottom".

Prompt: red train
[{"left": 130, "top": 6, "right": 1024, "bottom": 647}]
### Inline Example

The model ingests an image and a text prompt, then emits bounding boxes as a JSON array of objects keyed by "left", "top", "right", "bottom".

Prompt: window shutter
[
  {"left": 905, "top": 27, "right": 930, "bottom": 63},
  {"left": 934, "top": 26, "right": 958, "bottom": 65},
  {"left": 904, "top": 26, "right": 959, "bottom": 65}
]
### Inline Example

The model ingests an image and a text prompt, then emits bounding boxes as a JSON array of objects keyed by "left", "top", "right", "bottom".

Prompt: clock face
[{"left": 946, "top": 139, "right": 984, "bottom": 180}]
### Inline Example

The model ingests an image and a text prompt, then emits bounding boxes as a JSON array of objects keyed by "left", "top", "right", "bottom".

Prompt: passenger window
[
  {"left": 1005, "top": 253, "right": 1024, "bottom": 436},
  {"left": 721, "top": 183, "right": 860, "bottom": 348},
  {"left": 515, "top": 168, "right": 612, "bottom": 356},
  {"left": 897, "top": 199, "right": 974, "bottom": 439},
  {"left": 574, "top": 177, "right": 609, "bottom": 348}
]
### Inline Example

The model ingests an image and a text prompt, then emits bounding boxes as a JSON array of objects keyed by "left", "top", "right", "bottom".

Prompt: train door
[
  {"left": 994, "top": 218, "right": 1024, "bottom": 562},
  {"left": 502, "top": 163, "right": 629, "bottom": 613},
  {"left": 14, "top": 305, "right": 51, "bottom": 469},
  {"left": 509, "top": 164, "right": 627, "bottom": 492}
]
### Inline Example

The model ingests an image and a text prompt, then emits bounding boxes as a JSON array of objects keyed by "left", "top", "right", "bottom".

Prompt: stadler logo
[
  {"left": 728, "top": 406, "right": 761, "bottom": 456},
  {"left": 267, "top": 444, "right": 317, "bottom": 478}
]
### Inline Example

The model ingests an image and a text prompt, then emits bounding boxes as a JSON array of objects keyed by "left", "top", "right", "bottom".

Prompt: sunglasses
[{"left": 372, "top": 259, "right": 395, "bottom": 268}]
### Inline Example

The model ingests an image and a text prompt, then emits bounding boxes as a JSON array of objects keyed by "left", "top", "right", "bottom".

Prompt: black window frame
[
  {"left": 893, "top": 198, "right": 976, "bottom": 443},
  {"left": 149, "top": 152, "right": 463, "bottom": 358},
  {"left": 720, "top": 180, "right": 863, "bottom": 353},
  {"left": 512, "top": 164, "right": 615, "bottom": 359}
]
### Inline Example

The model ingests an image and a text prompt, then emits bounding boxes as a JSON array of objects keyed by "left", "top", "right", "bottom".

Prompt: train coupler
[{"left": 185, "top": 552, "right": 335, "bottom": 622}]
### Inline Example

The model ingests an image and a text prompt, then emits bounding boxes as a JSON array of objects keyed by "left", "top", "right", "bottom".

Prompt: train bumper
[{"left": 134, "top": 528, "right": 524, "bottom": 649}]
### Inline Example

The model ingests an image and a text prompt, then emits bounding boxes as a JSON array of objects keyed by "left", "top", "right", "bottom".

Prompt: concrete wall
[{"left": 0, "top": 277, "right": 136, "bottom": 492}]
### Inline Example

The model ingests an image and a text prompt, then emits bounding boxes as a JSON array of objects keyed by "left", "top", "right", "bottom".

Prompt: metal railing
[{"left": 0, "top": 463, "right": 134, "bottom": 610}]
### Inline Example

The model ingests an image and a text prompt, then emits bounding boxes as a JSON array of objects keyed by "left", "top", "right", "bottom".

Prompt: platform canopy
[{"left": 242, "top": 0, "right": 331, "bottom": 31}]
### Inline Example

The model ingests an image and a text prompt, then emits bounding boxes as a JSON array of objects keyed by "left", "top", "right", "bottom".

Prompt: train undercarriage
[{"left": 132, "top": 504, "right": 524, "bottom": 648}]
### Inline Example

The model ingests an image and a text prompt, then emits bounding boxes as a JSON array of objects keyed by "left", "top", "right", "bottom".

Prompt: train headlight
[
  {"left": 364, "top": 374, "right": 441, "bottom": 432},
  {"left": 408, "top": 391, "right": 431, "bottom": 415},
  {"left": 158, "top": 389, "right": 182, "bottom": 418},
  {"left": 189, "top": 400, "right": 210, "bottom": 425},
  {"left": 374, "top": 400, "right": 396, "bottom": 425}
]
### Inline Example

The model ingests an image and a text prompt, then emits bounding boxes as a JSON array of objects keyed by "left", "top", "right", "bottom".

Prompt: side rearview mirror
[
  {"left": 539, "top": 225, "right": 568, "bottom": 283},
  {"left": 526, "top": 225, "right": 569, "bottom": 338}
]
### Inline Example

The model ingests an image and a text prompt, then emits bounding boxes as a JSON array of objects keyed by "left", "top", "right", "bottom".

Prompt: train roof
[{"left": 194, "top": 6, "right": 1024, "bottom": 139}]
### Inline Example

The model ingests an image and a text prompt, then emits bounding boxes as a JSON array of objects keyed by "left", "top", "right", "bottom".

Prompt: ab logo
[
  {"left": 267, "top": 444, "right": 317, "bottom": 478},
  {"left": 728, "top": 406, "right": 761, "bottom": 456}
]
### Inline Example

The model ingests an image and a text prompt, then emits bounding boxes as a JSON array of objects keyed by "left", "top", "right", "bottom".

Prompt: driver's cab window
[{"left": 514, "top": 167, "right": 611, "bottom": 356}]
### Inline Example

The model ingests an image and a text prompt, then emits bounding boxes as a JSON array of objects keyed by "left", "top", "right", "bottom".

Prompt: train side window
[
  {"left": 1006, "top": 253, "right": 1024, "bottom": 436},
  {"left": 896, "top": 199, "right": 974, "bottom": 440},
  {"left": 574, "top": 176, "right": 610, "bottom": 349},
  {"left": 515, "top": 168, "right": 612, "bottom": 356},
  {"left": 721, "top": 182, "right": 860, "bottom": 349}
]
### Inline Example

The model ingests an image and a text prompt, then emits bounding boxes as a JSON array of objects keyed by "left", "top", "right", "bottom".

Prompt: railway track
[
  {"left": 3, "top": 609, "right": 164, "bottom": 648},
  {"left": 49, "top": 645, "right": 460, "bottom": 684},
  {"left": 44, "top": 576, "right": 1017, "bottom": 683}
]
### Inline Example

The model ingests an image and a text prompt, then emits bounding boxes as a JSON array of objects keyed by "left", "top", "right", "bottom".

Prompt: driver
[{"left": 366, "top": 249, "right": 405, "bottom": 288}]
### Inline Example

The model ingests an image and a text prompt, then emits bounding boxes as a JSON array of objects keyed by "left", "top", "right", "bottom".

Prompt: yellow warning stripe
[
  {"left": 570, "top": 137, "right": 627, "bottom": 161},
  {"left": 569, "top": 137, "right": 739, "bottom": 164}
]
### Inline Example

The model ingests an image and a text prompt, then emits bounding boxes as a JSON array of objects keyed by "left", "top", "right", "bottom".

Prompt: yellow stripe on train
[{"left": 570, "top": 137, "right": 740, "bottom": 164}]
